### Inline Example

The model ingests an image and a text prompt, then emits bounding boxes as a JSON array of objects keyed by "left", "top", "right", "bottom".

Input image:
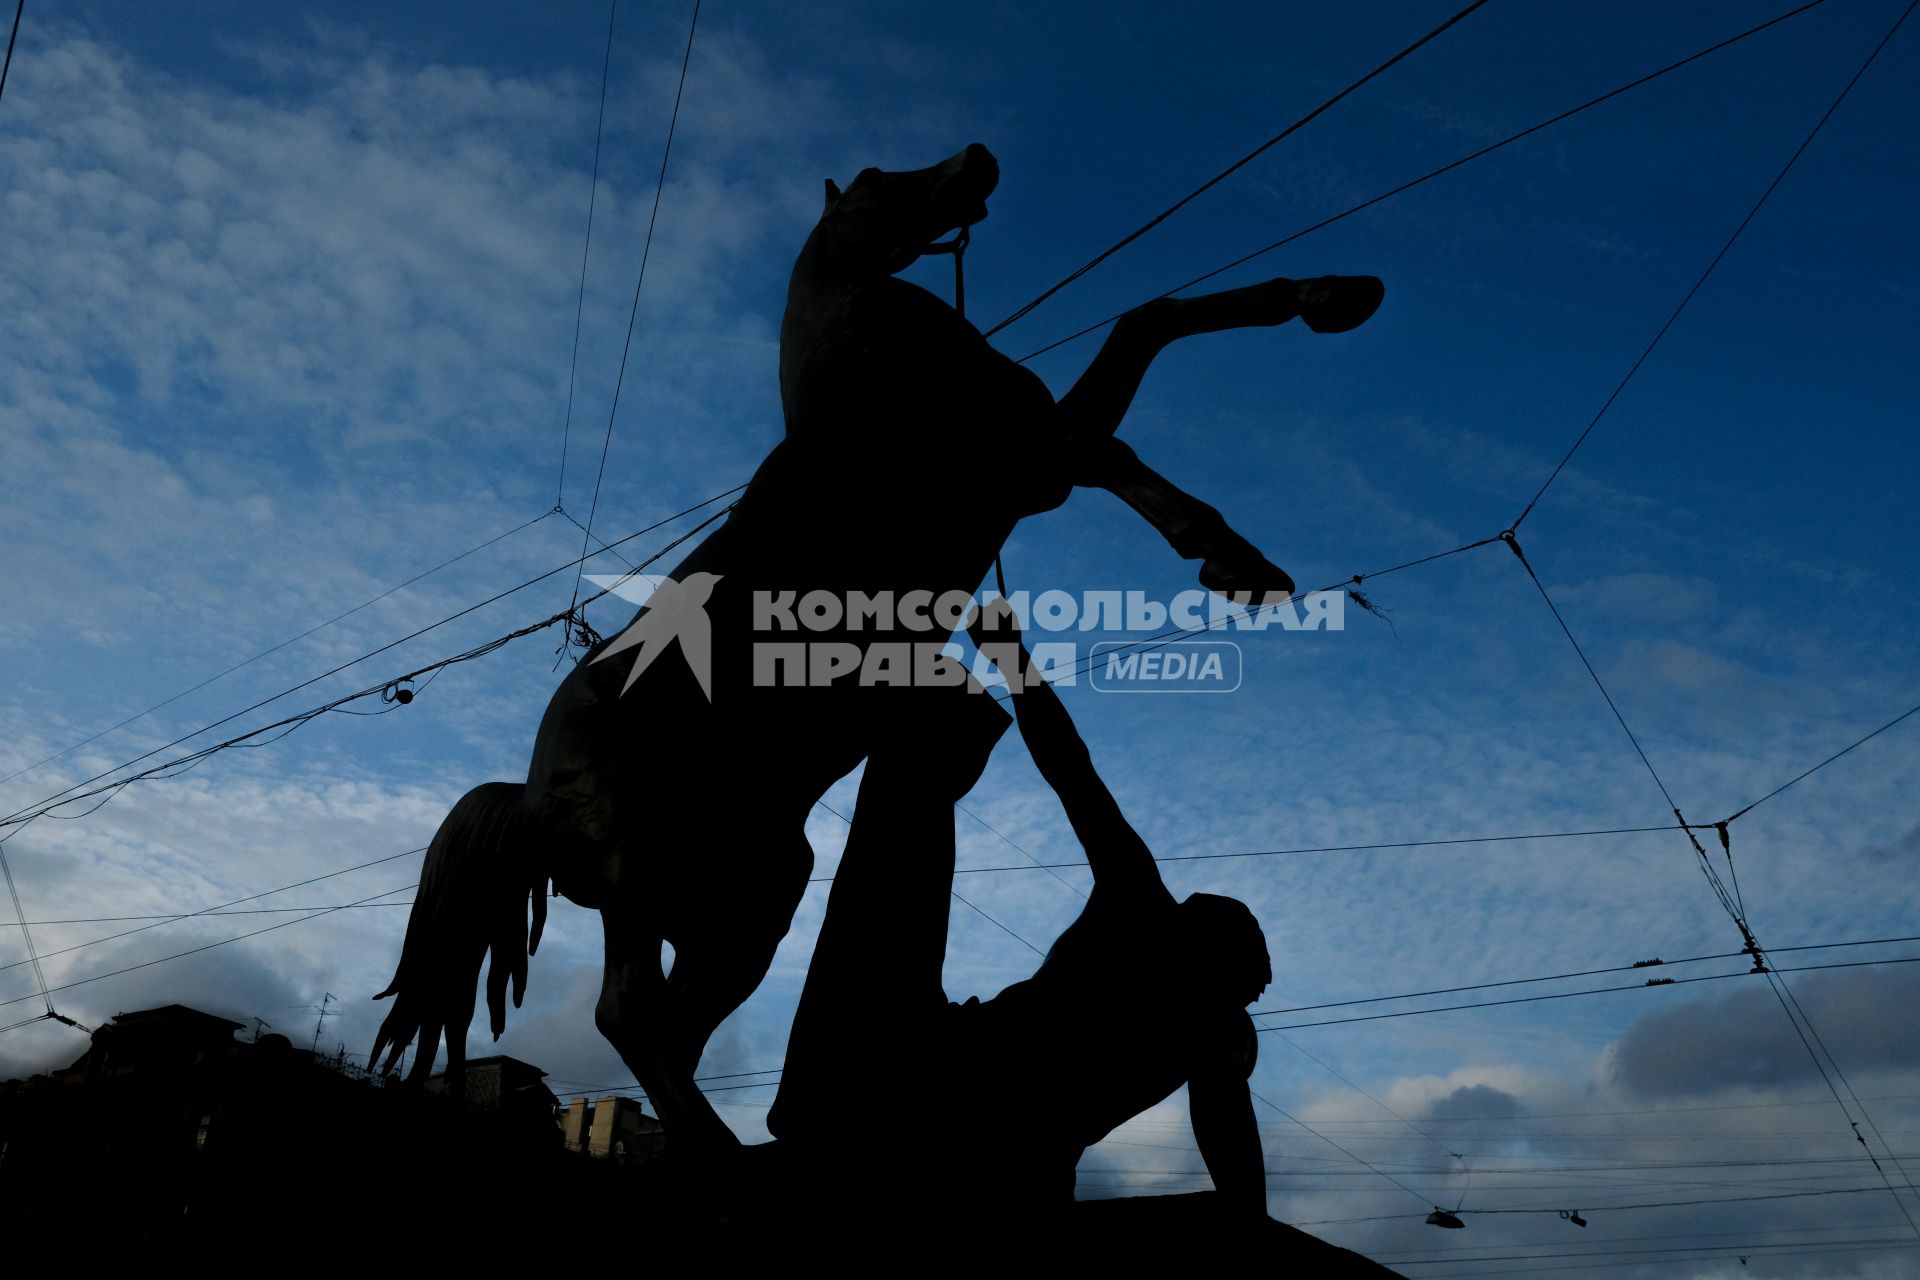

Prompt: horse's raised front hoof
[
  {"left": 1297, "top": 275, "right": 1385, "bottom": 334},
  {"left": 1199, "top": 541, "right": 1296, "bottom": 608}
]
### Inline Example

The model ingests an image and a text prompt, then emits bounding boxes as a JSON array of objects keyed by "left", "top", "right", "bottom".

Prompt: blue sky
[{"left": 2, "top": 1, "right": 1917, "bottom": 1273}]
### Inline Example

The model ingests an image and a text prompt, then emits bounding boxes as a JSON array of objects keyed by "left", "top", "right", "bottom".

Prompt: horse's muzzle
[{"left": 934, "top": 142, "right": 999, "bottom": 225}]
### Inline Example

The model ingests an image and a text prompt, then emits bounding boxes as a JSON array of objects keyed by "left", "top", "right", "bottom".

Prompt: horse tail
[{"left": 370, "top": 781, "right": 548, "bottom": 1086}]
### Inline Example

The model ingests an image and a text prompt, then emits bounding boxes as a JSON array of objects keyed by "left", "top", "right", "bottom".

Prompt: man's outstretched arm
[{"left": 970, "top": 601, "right": 1172, "bottom": 908}]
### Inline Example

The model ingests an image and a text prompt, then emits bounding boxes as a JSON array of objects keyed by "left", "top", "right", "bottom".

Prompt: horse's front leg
[
  {"left": 1078, "top": 437, "right": 1296, "bottom": 603},
  {"left": 1052, "top": 275, "right": 1383, "bottom": 444}
]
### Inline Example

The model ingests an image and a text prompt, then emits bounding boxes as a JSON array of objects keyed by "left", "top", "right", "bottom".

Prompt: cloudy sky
[{"left": 2, "top": 0, "right": 1917, "bottom": 1272}]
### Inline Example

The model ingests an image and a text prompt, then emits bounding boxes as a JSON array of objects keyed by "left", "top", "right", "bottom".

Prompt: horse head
[{"left": 815, "top": 143, "right": 1000, "bottom": 279}]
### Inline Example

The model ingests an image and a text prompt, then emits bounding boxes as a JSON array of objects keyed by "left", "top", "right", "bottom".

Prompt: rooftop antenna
[{"left": 308, "top": 992, "right": 336, "bottom": 1054}]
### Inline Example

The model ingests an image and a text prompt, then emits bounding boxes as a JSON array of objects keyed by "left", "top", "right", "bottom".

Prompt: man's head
[{"left": 1174, "top": 893, "right": 1272, "bottom": 1007}]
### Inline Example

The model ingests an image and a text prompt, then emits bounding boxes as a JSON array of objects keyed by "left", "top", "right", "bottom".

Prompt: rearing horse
[{"left": 370, "top": 143, "right": 1381, "bottom": 1146}]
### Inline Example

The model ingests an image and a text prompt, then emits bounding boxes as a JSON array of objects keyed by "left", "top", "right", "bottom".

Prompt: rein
[
  {"left": 921, "top": 224, "right": 970, "bottom": 319},
  {"left": 923, "top": 225, "right": 1012, "bottom": 608}
]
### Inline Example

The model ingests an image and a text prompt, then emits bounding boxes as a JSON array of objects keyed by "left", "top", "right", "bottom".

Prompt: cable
[
  {"left": 0, "top": 496, "right": 738, "bottom": 836},
  {"left": 1274, "top": 1032, "right": 1470, "bottom": 1182},
  {"left": 1492, "top": 5, "right": 1920, "bottom": 1219},
  {"left": 0, "top": 840, "right": 50, "bottom": 1015},
  {"left": 4, "top": 901, "right": 414, "bottom": 927},
  {"left": 1377, "top": 1222, "right": 1918, "bottom": 1256},
  {"left": 555, "top": 0, "right": 619, "bottom": 510},
  {"left": 1506, "top": 531, "right": 1918, "bottom": 1230},
  {"left": 557, "top": 505, "right": 636, "bottom": 570},
  {"left": 0, "top": 0, "right": 22, "bottom": 108},
  {"left": 924, "top": 822, "right": 1689, "bottom": 880},
  {"left": 564, "top": 0, "right": 703, "bottom": 642},
  {"left": 1253, "top": 954, "right": 1920, "bottom": 1031},
  {"left": 1760, "top": 966, "right": 1920, "bottom": 1234},
  {"left": 1500, "top": 533, "right": 1749, "bottom": 929},
  {"left": 1509, "top": 0, "right": 1916, "bottom": 530},
  {"left": 813, "top": 799, "right": 1048, "bottom": 958},
  {"left": 1250, "top": 1085, "right": 1439, "bottom": 1210},
  {"left": 1500, "top": 540, "right": 1680, "bottom": 812},
  {"left": 0, "top": 1012, "right": 58, "bottom": 1035},
  {"left": 0, "top": 510, "right": 555, "bottom": 789},
  {"left": 1009, "top": 0, "right": 1834, "bottom": 365},
  {"left": 1249, "top": 935, "right": 1920, "bottom": 1020},
  {"left": 1775, "top": 970, "right": 1920, "bottom": 1200},
  {"left": 0, "top": 847, "right": 425, "bottom": 973},
  {"left": 955, "top": 801, "right": 1086, "bottom": 900},
  {"left": 982, "top": 0, "right": 1493, "bottom": 337},
  {"left": 1721, "top": 700, "right": 1920, "bottom": 825},
  {"left": 1384, "top": 1236, "right": 1919, "bottom": 1270},
  {"left": 1282, "top": 1092, "right": 1920, "bottom": 1129},
  {"left": 1398, "top": 1241, "right": 1920, "bottom": 1275},
  {"left": 0, "top": 884, "right": 415, "bottom": 1012},
  {"left": 0, "top": 486, "right": 743, "bottom": 833},
  {"left": 1299, "top": 1182, "right": 1906, "bottom": 1226},
  {"left": 979, "top": 531, "right": 1507, "bottom": 702}
]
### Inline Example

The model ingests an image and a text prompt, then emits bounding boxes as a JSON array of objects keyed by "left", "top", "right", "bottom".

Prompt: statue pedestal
[{"left": 564, "top": 1143, "right": 1403, "bottom": 1274}]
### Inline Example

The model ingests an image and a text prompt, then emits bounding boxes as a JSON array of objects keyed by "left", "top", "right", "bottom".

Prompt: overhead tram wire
[
  {"left": 6, "top": 900, "right": 414, "bottom": 925},
  {"left": 1488, "top": 0, "right": 1920, "bottom": 1236},
  {"left": 1274, "top": 1032, "right": 1473, "bottom": 1181},
  {"left": 0, "top": 846, "right": 427, "bottom": 975},
  {"left": 558, "top": 505, "right": 637, "bottom": 571},
  {"left": 1009, "top": 0, "right": 1835, "bottom": 365},
  {"left": 976, "top": 530, "right": 1511, "bottom": 706},
  {"left": 0, "top": 0, "right": 20, "bottom": 108},
  {"left": 0, "top": 509, "right": 558, "bottom": 789},
  {"left": 1382, "top": 1236, "right": 1920, "bottom": 1272},
  {"left": 0, "top": 0, "right": 21, "bottom": 108},
  {"left": 1508, "top": 0, "right": 1916, "bottom": 532},
  {"left": 555, "top": 0, "right": 620, "bottom": 513},
  {"left": 981, "top": 0, "right": 1494, "bottom": 339},
  {"left": 909, "top": 823, "right": 1680, "bottom": 878},
  {"left": 1253, "top": 955, "right": 1920, "bottom": 1032},
  {"left": 563, "top": 0, "right": 703, "bottom": 651},
  {"left": 0, "top": 834, "right": 50, "bottom": 1017},
  {"left": 0, "top": 496, "right": 740, "bottom": 837},
  {"left": 1707, "top": 699, "right": 1920, "bottom": 827},
  {"left": 1766, "top": 949, "right": 1920, "bottom": 1202},
  {"left": 956, "top": 801, "right": 1086, "bottom": 900},
  {"left": 0, "top": 885, "right": 416, "bottom": 1013},
  {"left": 1247, "top": 935, "right": 1920, "bottom": 1022},
  {"left": 1249, "top": 1085, "right": 1441, "bottom": 1212},
  {"left": 812, "top": 800, "right": 1047, "bottom": 959},
  {"left": 1303, "top": 1183, "right": 1920, "bottom": 1227},
  {"left": 0, "top": 494, "right": 738, "bottom": 834},
  {"left": 0, "top": 486, "right": 744, "bottom": 835}
]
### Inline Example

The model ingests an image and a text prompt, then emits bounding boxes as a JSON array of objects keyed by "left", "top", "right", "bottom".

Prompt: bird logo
[{"left": 587, "top": 571, "right": 722, "bottom": 701}]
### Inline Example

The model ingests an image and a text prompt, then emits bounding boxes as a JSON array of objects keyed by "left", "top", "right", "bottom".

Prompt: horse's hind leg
[
  {"left": 1053, "top": 276, "right": 1383, "bottom": 444},
  {"left": 660, "top": 830, "right": 814, "bottom": 1086},
  {"left": 592, "top": 830, "right": 813, "bottom": 1151},
  {"left": 594, "top": 904, "right": 738, "bottom": 1149}
]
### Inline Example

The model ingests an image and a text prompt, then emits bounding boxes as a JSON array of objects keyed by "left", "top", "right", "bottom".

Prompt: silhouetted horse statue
[{"left": 371, "top": 144, "right": 1382, "bottom": 1147}]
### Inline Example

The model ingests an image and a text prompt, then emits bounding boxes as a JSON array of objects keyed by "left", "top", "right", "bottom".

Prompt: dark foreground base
[
  {"left": 1, "top": 1077, "right": 1397, "bottom": 1272},
  {"left": 584, "top": 1144, "right": 1403, "bottom": 1274}
]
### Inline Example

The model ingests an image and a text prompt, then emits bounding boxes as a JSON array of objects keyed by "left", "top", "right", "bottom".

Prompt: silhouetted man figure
[{"left": 770, "top": 602, "right": 1272, "bottom": 1226}]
